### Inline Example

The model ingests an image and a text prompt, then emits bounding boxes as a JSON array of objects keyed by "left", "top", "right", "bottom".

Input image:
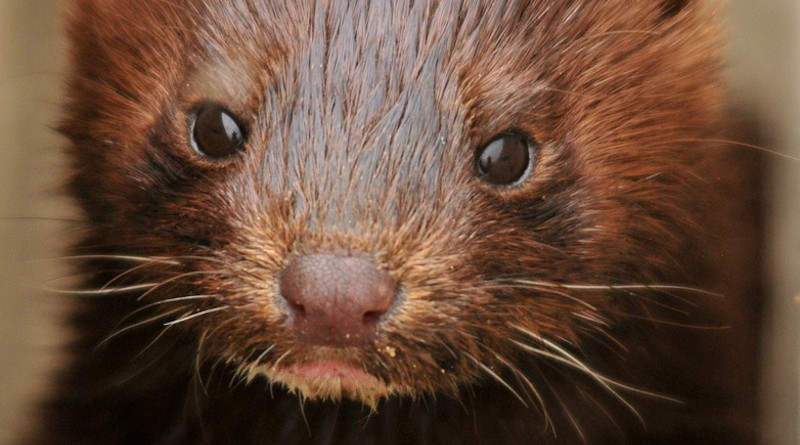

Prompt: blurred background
[{"left": 0, "top": 1, "right": 797, "bottom": 443}]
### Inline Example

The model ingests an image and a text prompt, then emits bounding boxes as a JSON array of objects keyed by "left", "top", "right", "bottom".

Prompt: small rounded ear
[{"left": 659, "top": 0, "right": 690, "bottom": 20}]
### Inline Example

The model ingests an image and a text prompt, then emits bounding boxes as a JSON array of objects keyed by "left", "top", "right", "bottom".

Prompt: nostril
[
  {"left": 289, "top": 302, "right": 306, "bottom": 318},
  {"left": 362, "top": 310, "right": 384, "bottom": 326}
]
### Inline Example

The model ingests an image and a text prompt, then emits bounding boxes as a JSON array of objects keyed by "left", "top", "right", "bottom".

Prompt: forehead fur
[
  {"left": 63, "top": 0, "right": 721, "bottom": 245},
  {"left": 64, "top": 0, "right": 720, "bottom": 138}
]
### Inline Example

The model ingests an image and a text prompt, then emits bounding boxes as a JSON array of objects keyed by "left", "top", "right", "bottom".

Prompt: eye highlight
[
  {"left": 190, "top": 104, "right": 245, "bottom": 159},
  {"left": 475, "top": 133, "right": 536, "bottom": 186}
]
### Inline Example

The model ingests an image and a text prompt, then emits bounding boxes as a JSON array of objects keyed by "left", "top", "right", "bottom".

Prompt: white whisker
[
  {"left": 135, "top": 270, "right": 228, "bottom": 301},
  {"left": 135, "top": 294, "right": 218, "bottom": 312},
  {"left": 114, "top": 295, "right": 218, "bottom": 342},
  {"left": 545, "top": 375, "right": 585, "bottom": 443},
  {"left": 674, "top": 138, "right": 800, "bottom": 162},
  {"left": 196, "top": 330, "right": 210, "bottom": 395},
  {"left": 465, "top": 353, "right": 528, "bottom": 408},
  {"left": 100, "top": 262, "right": 174, "bottom": 290},
  {"left": 512, "top": 326, "right": 682, "bottom": 420},
  {"left": 98, "top": 307, "right": 187, "bottom": 348},
  {"left": 132, "top": 323, "right": 176, "bottom": 360},
  {"left": 46, "top": 283, "right": 160, "bottom": 296},
  {"left": 269, "top": 349, "right": 295, "bottom": 375},
  {"left": 37, "top": 254, "right": 181, "bottom": 265},
  {"left": 509, "top": 279, "right": 722, "bottom": 298},
  {"left": 163, "top": 306, "right": 230, "bottom": 326},
  {"left": 254, "top": 345, "right": 276, "bottom": 365},
  {"left": 512, "top": 339, "right": 639, "bottom": 416},
  {"left": 493, "top": 354, "right": 552, "bottom": 432}
]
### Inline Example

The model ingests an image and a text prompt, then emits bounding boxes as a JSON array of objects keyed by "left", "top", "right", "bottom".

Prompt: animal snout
[{"left": 278, "top": 253, "right": 397, "bottom": 347}]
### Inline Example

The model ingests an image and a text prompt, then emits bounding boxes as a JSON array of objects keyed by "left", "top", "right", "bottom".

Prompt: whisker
[
  {"left": 111, "top": 334, "right": 184, "bottom": 388},
  {"left": 544, "top": 373, "right": 585, "bottom": 443},
  {"left": 254, "top": 345, "right": 277, "bottom": 365},
  {"left": 508, "top": 279, "right": 722, "bottom": 298},
  {"left": 272, "top": 349, "right": 293, "bottom": 370},
  {"left": 575, "top": 324, "right": 629, "bottom": 357},
  {"left": 197, "top": 320, "right": 236, "bottom": 391},
  {"left": 163, "top": 306, "right": 230, "bottom": 327},
  {"left": 493, "top": 354, "right": 552, "bottom": 432},
  {"left": 49, "top": 267, "right": 221, "bottom": 299},
  {"left": 98, "top": 306, "right": 188, "bottom": 348},
  {"left": 599, "top": 310, "right": 729, "bottom": 330},
  {"left": 118, "top": 294, "right": 218, "bottom": 328},
  {"left": 465, "top": 353, "right": 528, "bottom": 408},
  {"left": 297, "top": 393, "right": 311, "bottom": 436},
  {"left": 676, "top": 138, "right": 800, "bottom": 162},
  {"left": 511, "top": 338, "right": 642, "bottom": 424},
  {"left": 480, "top": 281, "right": 599, "bottom": 311},
  {"left": 135, "top": 269, "right": 229, "bottom": 301},
  {"left": 132, "top": 323, "right": 177, "bottom": 360},
  {"left": 578, "top": 385, "right": 626, "bottom": 439},
  {"left": 513, "top": 327, "right": 681, "bottom": 415},
  {"left": 45, "top": 283, "right": 160, "bottom": 296},
  {"left": 44, "top": 254, "right": 182, "bottom": 265},
  {"left": 100, "top": 263, "right": 177, "bottom": 291},
  {"left": 196, "top": 330, "right": 210, "bottom": 395},
  {"left": 141, "top": 294, "right": 218, "bottom": 308}
]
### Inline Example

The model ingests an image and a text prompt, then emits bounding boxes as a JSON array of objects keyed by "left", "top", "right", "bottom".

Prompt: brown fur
[{"left": 33, "top": 0, "right": 760, "bottom": 443}]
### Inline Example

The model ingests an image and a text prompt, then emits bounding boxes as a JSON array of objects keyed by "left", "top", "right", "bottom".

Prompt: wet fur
[{"left": 34, "top": 0, "right": 759, "bottom": 443}]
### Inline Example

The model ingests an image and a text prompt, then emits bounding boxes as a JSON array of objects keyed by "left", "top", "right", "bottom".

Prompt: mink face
[{"left": 47, "top": 0, "right": 756, "bottom": 443}]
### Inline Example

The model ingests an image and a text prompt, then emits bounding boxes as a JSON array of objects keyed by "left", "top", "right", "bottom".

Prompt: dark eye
[
  {"left": 190, "top": 104, "right": 245, "bottom": 159},
  {"left": 476, "top": 133, "right": 535, "bottom": 185}
]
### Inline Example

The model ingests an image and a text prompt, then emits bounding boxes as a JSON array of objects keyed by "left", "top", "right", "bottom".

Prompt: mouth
[{"left": 262, "top": 358, "right": 396, "bottom": 408}]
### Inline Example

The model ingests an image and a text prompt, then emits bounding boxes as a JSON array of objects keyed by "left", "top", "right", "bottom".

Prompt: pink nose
[{"left": 279, "top": 254, "right": 397, "bottom": 347}]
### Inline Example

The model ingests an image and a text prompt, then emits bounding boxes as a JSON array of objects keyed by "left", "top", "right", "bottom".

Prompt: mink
[{"left": 32, "top": 0, "right": 761, "bottom": 443}]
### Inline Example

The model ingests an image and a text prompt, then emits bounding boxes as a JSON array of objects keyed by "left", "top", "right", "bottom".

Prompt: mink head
[{"left": 62, "top": 0, "right": 721, "bottom": 407}]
